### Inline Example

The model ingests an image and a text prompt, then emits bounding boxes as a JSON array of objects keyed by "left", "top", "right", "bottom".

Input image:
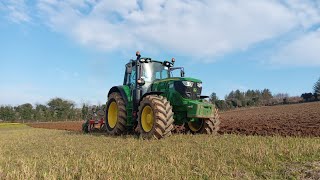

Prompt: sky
[{"left": 0, "top": 0, "right": 319, "bottom": 106}]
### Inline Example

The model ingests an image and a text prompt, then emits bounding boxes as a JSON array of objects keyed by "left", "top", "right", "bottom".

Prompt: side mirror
[
  {"left": 180, "top": 70, "right": 185, "bottom": 77},
  {"left": 137, "top": 78, "right": 145, "bottom": 86}
]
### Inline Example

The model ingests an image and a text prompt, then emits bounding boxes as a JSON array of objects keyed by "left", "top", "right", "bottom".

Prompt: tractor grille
[{"left": 174, "top": 81, "right": 202, "bottom": 100}]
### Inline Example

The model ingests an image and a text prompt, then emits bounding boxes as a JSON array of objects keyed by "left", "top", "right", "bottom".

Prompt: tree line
[
  {"left": 210, "top": 77, "right": 320, "bottom": 111},
  {"left": 0, "top": 98, "right": 104, "bottom": 123},
  {"left": 300, "top": 77, "right": 320, "bottom": 102}
]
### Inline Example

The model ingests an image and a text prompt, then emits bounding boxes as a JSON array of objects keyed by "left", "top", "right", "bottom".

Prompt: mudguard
[{"left": 140, "top": 91, "right": 164, "bottom": 102}]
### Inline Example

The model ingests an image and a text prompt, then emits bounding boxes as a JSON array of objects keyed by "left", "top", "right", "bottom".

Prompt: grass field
[
  {"left": 0, "top": 123, "right": 27, "bottom": 129},
  {"left": 0, "top": 125, "right": 319, "bottom": 179}
]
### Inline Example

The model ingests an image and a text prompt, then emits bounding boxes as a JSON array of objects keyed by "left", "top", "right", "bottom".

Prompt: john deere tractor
[{"left": 84, "top": 53, "right": 220, "bottom": 139}]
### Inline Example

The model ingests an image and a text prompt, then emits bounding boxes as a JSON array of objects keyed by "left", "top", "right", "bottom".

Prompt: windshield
[{"left": 141, "top": 62, "right": 169, "bottom": 82}]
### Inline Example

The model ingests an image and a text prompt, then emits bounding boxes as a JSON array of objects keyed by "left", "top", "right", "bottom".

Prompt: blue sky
[{"left": 0, "top": 0, "right": 319, "bottom": 106}]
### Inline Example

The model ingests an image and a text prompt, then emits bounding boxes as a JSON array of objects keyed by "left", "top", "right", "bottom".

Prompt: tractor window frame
[
  {"left": 155, "top": 69, "right": 169, "bottom": 80},
  {"left": 129, "top": 65, "right": 136, "bottom": 87}
]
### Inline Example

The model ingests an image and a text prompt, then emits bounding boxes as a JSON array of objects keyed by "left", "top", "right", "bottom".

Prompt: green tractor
[{"left": 85, "top": 53, "right": 220, "bottom": 139}]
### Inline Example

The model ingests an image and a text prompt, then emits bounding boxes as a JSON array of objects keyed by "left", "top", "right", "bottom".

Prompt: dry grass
[{"left": 0, "top": 126, "right": 319, "bottom": 179}]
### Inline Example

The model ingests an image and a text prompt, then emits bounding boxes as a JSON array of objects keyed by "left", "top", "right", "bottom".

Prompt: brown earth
[
  {"left": 219, "top": 101, "right": 320, "bottom": 137},
  {"left": 28, "top": 102, "right": 320, "bottom": 137}
]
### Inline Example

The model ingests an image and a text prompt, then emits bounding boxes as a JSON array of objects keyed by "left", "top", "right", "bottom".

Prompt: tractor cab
[
  {"left": 123, "top": 57, "right": 183, "bottom": 99},
  {"left": 124, "top": 59, "right": 169, "bottom": 88},
  {"left": 123, "top": 57, "right": 184, "bottom": 92}
]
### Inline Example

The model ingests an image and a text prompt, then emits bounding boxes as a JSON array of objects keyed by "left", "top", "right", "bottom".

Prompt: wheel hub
[
  {"left": 147, "top": 114, "right": 152, "bottom": 123},
  {"left": 141, "top": 105, "right": 154, "bottom": 132},
  {"left": 108, "top": 101, "right": 118, "bottom": 128},
  {"left": 188, "top": 119, "right": 204, "bottom": 132}
]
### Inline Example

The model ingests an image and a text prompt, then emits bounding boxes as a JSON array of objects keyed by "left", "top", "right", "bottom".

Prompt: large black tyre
[
  {"left": 201, "top": 117, "right": 220, "bottom": 134},
  {"left": 187, "top": 110, "right": 220, "bottom": 135},
  {"left": 105, "top": 92, "right": 127, "bottom": 135},
  {"left": 137, "top": 95, "right": 174, "bottom": 139}
]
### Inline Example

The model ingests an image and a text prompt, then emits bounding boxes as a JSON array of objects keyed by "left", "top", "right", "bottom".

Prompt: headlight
[
  {"left": 182, "top": 81, "right": 194, "bottom": 87},
  {"left": 197, "top": 82, "right": 202, "bottom": 88},
  {"left": 139, "top": 58, "right": 145, "bottom": 63}
]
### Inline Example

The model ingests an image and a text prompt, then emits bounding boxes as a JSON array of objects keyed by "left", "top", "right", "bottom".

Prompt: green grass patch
[
  {"left": 0, "top": 127, "right": 319, "bottom": 179},
  {"left": 0, "top": 123, "right": 26, "bottom": 129}
]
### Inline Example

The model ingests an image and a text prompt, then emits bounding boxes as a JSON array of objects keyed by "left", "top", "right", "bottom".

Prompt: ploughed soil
[
  {"left": 28, "top": 102, "right": 320, "bottom": 137},
  {"left": 219, "top": 101, "right": 320, "bottom": 137}
]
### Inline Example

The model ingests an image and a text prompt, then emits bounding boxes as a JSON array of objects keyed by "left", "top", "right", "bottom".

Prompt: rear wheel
[
  {"left": 137, "top": 95, "right": 174, "bottom": 139},
  {"left": 105, "top": 92, "right": 127, "bottom": 135}
]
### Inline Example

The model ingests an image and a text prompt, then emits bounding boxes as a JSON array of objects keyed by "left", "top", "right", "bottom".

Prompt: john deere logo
[{"left": 193, "top": 88, "right": 197, "bottom": 92}]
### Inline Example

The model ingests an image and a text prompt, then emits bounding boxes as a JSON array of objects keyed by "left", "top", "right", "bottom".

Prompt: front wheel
[
  {"left": 137, "top": 95, "right": 174, "bottom": 139},
  {"left": 187, "top": 118, "right": 220, "bottom": 135}
]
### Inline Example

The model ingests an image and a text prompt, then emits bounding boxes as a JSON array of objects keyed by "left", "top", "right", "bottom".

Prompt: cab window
[{"left": 130, "top": 66, "right": 136, "bottom": 87}]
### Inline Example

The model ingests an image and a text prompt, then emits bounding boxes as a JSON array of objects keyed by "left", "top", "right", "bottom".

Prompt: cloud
[
  {"left": 267, "top": 0, "right": 320, "bottom": 66},
  {"left": 2, "top": 0, "right": 320, "bottom": 65},
  {"left": 271, "top": 29, "right": 320, "bottom": 66},
  {"left": 282, "top": 0, "right": 320, "bottom": 29},
  {"left": 36, "top": 1, "right": 298, "bottom": 58},
  {"left": 1, "top": 0, "right": 31, "bottom": 23}
]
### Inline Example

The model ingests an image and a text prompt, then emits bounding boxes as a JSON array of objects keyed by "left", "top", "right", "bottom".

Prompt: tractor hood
[
  {"left": 152, "top": 77, "right": 202, "bottom": 100},
  {"left": 153, "top": 77, "right": 202, "bottom": 83}
]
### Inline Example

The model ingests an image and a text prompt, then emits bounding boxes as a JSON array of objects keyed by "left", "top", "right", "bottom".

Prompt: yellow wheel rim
[
  {"left": 141, "top": 105, "right": 154, "bottom": 132},
  {"left": 188, "top": 119, "right": 203, "bottom": 132},
  {"left": 108, "top": 101, "right": 118, "bottom": 128}
]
